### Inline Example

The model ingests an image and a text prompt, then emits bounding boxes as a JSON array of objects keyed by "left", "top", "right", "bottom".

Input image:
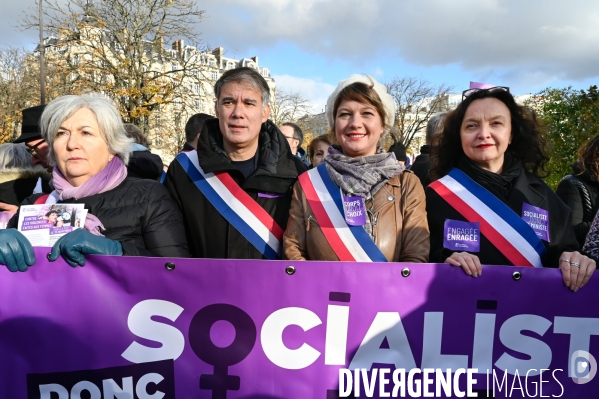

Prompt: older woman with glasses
[
  {"left": 0, "top": 93, "right": 189, "bottom": 271},
  {"left": 426, "top": 86, "right": 594, "bottom": 291}
]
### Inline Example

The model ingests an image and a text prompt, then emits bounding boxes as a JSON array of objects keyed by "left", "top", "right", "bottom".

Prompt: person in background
[
  {"left": 0, "top": 144, "right": 51, "bottom": 229},
  {"left": 284, "top": 74, "right": 429, "bottom": 262},
  {"left": 0, "top": 93, "right": 189, "bottom": 272},
  {"left": 123, "top": 123, "right": 163, "bottom": 181},
  {"left": 182, "top": 113, "right": 215, "bottom": 152},
  {"left": 1, "top": 105, "right": 52, "bottom": 215},
  {"left": 427, "top": 86, "right": 593, "bottom": 292},
  {"left": 280, "top": 122, "right": 309, "bottom": 166},
  {"left": 13, "top": 105, "right": 51, "bottom": 172},
  {"left": 388, "top": 141, "right": 407, "bottom": 165},
  {"left": 308, "top": 135, "right": 331, "bottom": 168},
  {"left": 556, "top": 134, "right": 599, "bottom": 247},
  {"left": 410, "top": 112, "right": 446, "bottom": 187},
  {"left": 164, "top": 67, "right": 306, "bottom": 259}
]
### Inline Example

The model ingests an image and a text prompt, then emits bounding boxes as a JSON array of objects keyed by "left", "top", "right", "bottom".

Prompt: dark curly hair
[
  {"left": 577, "top": 134, "right": 599, "bottom": 181},
  {"left": 430, "top": 88, "right": 549, "bottom": 180}
]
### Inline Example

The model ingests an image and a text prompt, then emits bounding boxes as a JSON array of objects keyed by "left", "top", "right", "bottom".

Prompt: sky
[{"left": 3, "top": 0, "right": 599, "bottom": 113}]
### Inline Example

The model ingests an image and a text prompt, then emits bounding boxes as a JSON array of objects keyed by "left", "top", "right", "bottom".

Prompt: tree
[
  {"left": 269, "top": 87, "right": 313, "bottom": 127},
  {"left": 384, "top": 77, "right": 452, "bottom": 149},
  {"left": 21, "top": 0, "right": 207, "bottom": 146},
  {"left": 527, "top": 86, "right": 599, "bottom": 189},
  {"left": 0, "top": 46, "right": 40, "bottom": 143}
]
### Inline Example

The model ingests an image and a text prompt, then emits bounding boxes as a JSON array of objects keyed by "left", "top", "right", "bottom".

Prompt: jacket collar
[
  {"left": 510, "top": 167, "right": 546, "bottom": 208},
  {"left": 196, "top": 118, "right": 303, "bottom": 193}
]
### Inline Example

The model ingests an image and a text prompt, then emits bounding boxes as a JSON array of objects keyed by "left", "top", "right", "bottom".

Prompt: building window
[
  {"left": 195, "top": 99, "right": 200, "bottom": 109},
  {"left": 155, "top": 133, "right": 162, "bottom": 146},
  {"left": 194, "top": 83, "right": 199, "bottom": 94},
  {"left": 211, "top": 72, "right": 217, "bottom": 81},
  {"left": 209, "top": 59, "right": 215, "bottom": 67},
  {"left": 172, "top": 63, "right": 179, "bottom": 71}
]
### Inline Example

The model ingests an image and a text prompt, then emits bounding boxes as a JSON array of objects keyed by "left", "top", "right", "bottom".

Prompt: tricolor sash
[
  {"left": 429, "top": 168, "right": 546, "bottom": 267},
  {"left": 33, "top": 191, "right": 59, "bottom": 205},
  {"left": 298, "top": 164, "right": 387, "bottom": 262},
  {"left": 176, "top": 151, "right": 283, "bottom": 260}
]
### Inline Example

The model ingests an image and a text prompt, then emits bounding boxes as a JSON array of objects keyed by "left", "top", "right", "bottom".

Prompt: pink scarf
[{"left": 52, "top": 157, "right": 128, "bottom": 236}]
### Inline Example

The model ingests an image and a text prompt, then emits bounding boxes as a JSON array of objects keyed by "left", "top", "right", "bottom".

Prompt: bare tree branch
[
  {"left": 269, "top": 87, "right": 314, "bottom": 126},
  {"left": 384, "top": 77, "right": 452, "bottom": 149}
]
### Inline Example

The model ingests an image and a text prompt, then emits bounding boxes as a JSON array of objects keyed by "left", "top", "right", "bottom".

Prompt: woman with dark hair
[
  {"left": 556, "top": 135, "right": 599, "bottom": 246},
  {"left": 427, "top": 87, "right": 594, "bottom": 292},
  {"left": 283, "top": 75, "right": 429, "bottom": 262},
  {"left": 307, "top": 135, "right": 331, "bottom": 168},
  {"left": 43, "top": 210, "right": 63, "bottom": 227}
]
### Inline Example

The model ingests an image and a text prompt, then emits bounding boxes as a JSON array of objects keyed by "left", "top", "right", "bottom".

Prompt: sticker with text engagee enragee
[{"left": 443, "top": 219, "right": 481, "bottom": 252}]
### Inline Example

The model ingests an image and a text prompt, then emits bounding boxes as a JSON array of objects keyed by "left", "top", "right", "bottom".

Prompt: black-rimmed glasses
[
  {"left": 462, "top": 86, "right": 510, "bottom": 101},
  {"left": 25, "top": 139, "right": 45, "bottom": 157}
]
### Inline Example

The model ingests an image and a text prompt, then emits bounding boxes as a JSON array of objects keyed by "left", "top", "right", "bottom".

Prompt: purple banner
[
  {"left": 1, "top": 248, "right": 598, "bottom": 398},
  {"left": 469, "top": 82, "right": 497, "bottom": 89}
]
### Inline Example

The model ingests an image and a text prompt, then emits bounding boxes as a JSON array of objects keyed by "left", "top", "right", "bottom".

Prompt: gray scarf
[{"left": 324, "top": 146, "right": 405, "bottom": 238}]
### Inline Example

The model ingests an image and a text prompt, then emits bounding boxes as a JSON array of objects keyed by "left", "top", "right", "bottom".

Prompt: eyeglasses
[
  {"left": 283, "top": 135, "right": 298, "bottom": 142},
  {"left": 462, "top": 86, "right": 510, "bottom": 101},
  {"left": 26, "top": 139, "right": 45, "bottom": 157}
]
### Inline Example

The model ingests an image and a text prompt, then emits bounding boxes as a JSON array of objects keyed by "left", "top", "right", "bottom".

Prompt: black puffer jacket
[
  {"left": 164, "top": 118, "right": 307, "bottom": 259},
  {"left": 9, "top": 177, "right": 189, "bottom": 258},
  {"left": 127, "top": 150, "right": 164, "bottom": 181},
  {"left": 556, "top": 165, "right": 599, "bottom": 247}
]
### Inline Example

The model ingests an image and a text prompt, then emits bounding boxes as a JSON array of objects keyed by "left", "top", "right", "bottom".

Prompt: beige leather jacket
[{"left": 283, "top": 170, "right": 430, "bottom": 262}]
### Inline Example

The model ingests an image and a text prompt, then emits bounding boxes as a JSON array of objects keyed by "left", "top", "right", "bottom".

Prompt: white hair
[
  {"left": 0, "top": 143, "right": 44, "bottom": 173},
  {"left": 40, "top": 93, "right": 134, "bottom": 165}
]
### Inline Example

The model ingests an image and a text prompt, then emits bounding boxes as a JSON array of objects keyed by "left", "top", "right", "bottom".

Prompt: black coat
[
  {"left": 409, "top": 145, "right": 432, "bottom": 188},
  {"left": 0, "top": 170, "right": 51, "bottom": 206},
  {"left": 426, "top": 166, "right": 579, "bottom": 267},
  {"left": 127, "top": 150, "right": 164, "bottom": 181},
  {"left": 556, "top": 169, "right": 599, "bottom": 247},
  {"left": 164, "top": 118, "right": 307, "bottom": 259},
  {"left": 9, "top": 177, "right": 189, "bottom": 258}
]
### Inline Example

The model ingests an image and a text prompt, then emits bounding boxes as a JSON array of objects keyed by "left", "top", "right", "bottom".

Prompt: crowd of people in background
[{"left": 0, "top": 66, "right": 595, "bottom": 292}]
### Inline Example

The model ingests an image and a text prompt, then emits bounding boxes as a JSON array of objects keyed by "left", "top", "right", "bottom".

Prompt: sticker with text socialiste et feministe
[{"left": 522, "top": 203, "right": 550, "bottom": 242}]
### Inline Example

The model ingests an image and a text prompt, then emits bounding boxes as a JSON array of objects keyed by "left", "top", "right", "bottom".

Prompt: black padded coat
[
  {"left": 164, "top": 118, "right": 307, "bottom": 259},
  {"left": 9, "top": 177, "right": 189, "bottom": 258}
]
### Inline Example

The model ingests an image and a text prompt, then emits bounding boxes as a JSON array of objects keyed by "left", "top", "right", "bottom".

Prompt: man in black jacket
[
  {"left": 164, "top": 67, "right": 307, "bottom": 259},
  {"left": 181, "top": 113, "right": 214, "bottom": 152}
]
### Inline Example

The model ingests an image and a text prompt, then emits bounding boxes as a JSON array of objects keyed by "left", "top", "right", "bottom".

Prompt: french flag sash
[
  {"left": 298, "top": 164, "right": 387, "bottom": 262},
  {"left": 429, "top": 168, "right": 546, "bottom": 267},
  {"left": 34, "top": 191, "right": 59, "bottom": 205},
  {"left": 176, "top": 151, "right": 284, "bottom": 260}
]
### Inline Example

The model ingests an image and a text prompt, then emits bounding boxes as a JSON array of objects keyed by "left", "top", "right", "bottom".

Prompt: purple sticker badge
[
  {"left": 522, "top": 203, "right": 550, "bottom": 242},
  {"left": 257, "top": 192, "right": 284, "bottom": 199},
  {"left": 443, "top": 219, "right": 480, "bottom": 252},
  {"left": 342, "top": 194, "right": 367, "bottom": 226}
]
